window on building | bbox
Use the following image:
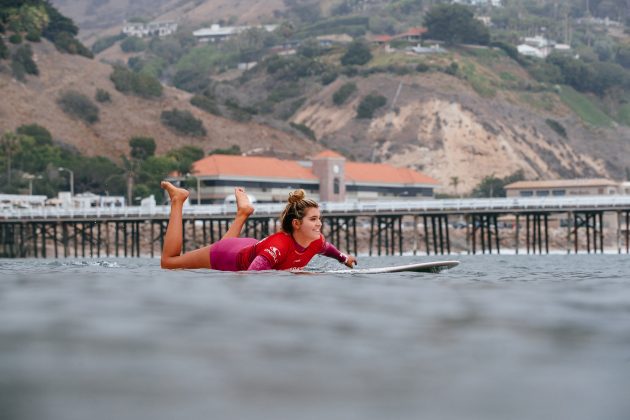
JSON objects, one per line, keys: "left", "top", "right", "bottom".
{"left": 334, "top": 178, "right": 340, "bottom": 195}
{"left": 536, "top": 190, "right": 549, "bottom": 196}
{"left": 519, "top": 191, "right": 533, "bottom": 197}
{"left": 552, "top": 190, "right": 566, "bottom": 196}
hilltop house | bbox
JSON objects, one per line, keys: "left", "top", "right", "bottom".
{"left": 193, "top": 24, "right": 278, "bottom": 43}
{"left": 169, "top": 151, "right": 439, "bottom": 204}
{"left": 122, "top": 21, "right": 178, "bottom": 38}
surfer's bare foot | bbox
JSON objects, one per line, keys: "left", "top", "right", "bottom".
{"left": 235, "top": 187, "right": 254, "bottom": 216}
{"left": 161, "top": 181, "right": 189, "bottom": 203}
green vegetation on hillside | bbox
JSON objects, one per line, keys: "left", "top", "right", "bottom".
{"left": 559, "top": 86, "right": 614, "bottom": 127}
{"left": 110, "top": 65, "right": 163, "bottom": 98}
{"left": 57, "top": 90, "right": 99, "bottom": 124}
{"left": 424, "top": 4, "right": 490, "bottom": 46}
{"left": 357, "top": 93, "right": 387, "bottom": 119}
{"left": 0, "top": 124, "right": 208, "bottom": 202}
{"left": 160, "top": 109, "right": 207, "bottom": 137}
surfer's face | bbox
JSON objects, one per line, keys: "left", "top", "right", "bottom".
{"left": 294, "top": 207, "right": 322, "bottom": 241}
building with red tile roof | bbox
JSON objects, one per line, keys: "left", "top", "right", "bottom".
{"left": 172, "top": 151, "right": 439, "bottom": 204}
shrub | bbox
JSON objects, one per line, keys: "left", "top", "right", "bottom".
{"left": 416, "top": 62, "right": 430, "bottom": 72}
{"left": 95, "top": 88, "right": 111, "bottom": 103}
{"left": 208, "top": 145, "right": 241, "bottom": 155}
{"left": 265, "top": 55, "right": 326, "bottom": 81}
{"left": 321, "top": 70, "right": 338, "bottom": 85}
{"left": 91, "top": 34, "right": 126, "bottom": 54}
{"left": 341, "top": 65, "right": 358, "bottom": 77}
{"left": 545, "top": 119, "right": 567, "bottom": 138}
{"left": 160, "top": 109, "right": 206, "bottom": 136}
{"left": 26, "top": 30, "right": 41, "bottom": 42}
{"left": 191, "top": 95, "right": 222, "bottom": 116}
{"left": 333, "top": 82, "right": 357, "bottom": 105}
{"left": 132, "top": 72, "right": 163, "bottom": 98}
{"left": 11, "top": 44, "right": 38, "bottom": 80}
{"left": 57, "top": 90, "right": 99, "bottom": 124}
{"left": 491, "top": 41, "right": 519, "bottom": 61}
{"left": 9, "top": 34, "right": 22, "bottom": 44}
{"left": 172, "top": 68, "right": 210, "bottom": 93}
{"left": 0, "top": 37, "right": 9, "bottom": 60}
{"left": 268, "top": 83, "right": 302, "bottom": 103}
{"left": 279, "top": 97, "right": 307, "bottom": 120}
{"left": 16, "top": 124, "right": 53, "bottom": 145}
{"left": 110, "top": 65, "right": 162, "bottom": 98}
{"left": 341, "top": 40, "right": 372, "bottom": 66}
{"left": 11, "top": 60, "right": 26, "bottom": 81}
{"left": 356, "top": 93, "right": 386, "bottom": 119}
{"left": 52, "top": 32, "right": 93, "bottom": 58}
{"left": 129, "top": 136, "right": 156, "bottom": 160}
{"left": 443, "top": 61, "right": 459, "bottom": 76}
{"left": 120, "top": 36, "right": 146, "bottom": 53}
{"left": 290, "top": 122, "right": 316, "bottom": 141}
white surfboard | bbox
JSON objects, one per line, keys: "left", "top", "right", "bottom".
{"left": 322, "top": 260, "right": 460, "bottom": 274}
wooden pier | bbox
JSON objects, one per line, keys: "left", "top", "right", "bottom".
{"left": 2, "top": 196, "right": 630, "bottom": 258}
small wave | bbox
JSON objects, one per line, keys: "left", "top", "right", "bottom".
{"left": 59, "top": 260, "right": 122, "bottom": 268}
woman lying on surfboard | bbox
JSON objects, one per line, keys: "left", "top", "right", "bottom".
{"left": 160, "top": 181, "right": 357, "bottom": 271}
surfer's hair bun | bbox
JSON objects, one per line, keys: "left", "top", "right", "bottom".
{"left": 288, "top": 189, "right": 306, "bottom": 204}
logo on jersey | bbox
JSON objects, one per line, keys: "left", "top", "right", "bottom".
{"left": 264, "top": 246, "right": 281, "bottom": 263}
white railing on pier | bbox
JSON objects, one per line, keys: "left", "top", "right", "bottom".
{"left": 4, "top": 195, "right": 630, "bottom": 220}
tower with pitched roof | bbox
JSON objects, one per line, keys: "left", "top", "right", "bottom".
{"left": 312, "top": 150, "right": 346, "bottom": 202}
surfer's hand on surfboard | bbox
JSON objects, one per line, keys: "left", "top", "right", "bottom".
{"left": 344, "top": 255, "right": 357, "bottom": 268}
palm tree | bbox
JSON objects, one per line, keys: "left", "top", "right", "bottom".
{"left": 121, "top": 155, "right": 139, "bottom": 206}
{"left": 450, "top": 176, "right": 460, "bottom": 198}
{"left": 1, "top": 131, "right": 21, "bottom": 185}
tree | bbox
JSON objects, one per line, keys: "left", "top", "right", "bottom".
{"left": 167, "top": 145, "right": 205, "bottom": 174}
{"left": 471, "top": 170, "right": 524, "bottom": 198}
{"left": 341, "top": 40, "right": 372, "bottom": 66}
{"left": 450, "top": 176, "right": 460, "bottom": 197}
{"left": 120, "top": 155, "right": 139, "bottom": 206}
{"left": 16, "top": 124, "right": 52, "bottom": 145}
{"left": 617, "top": 44, "right": 630, "bottom": 69}
{"left": 424, "top": 4, "right": 490, "bottom": 46}
{"left": 356, "top": 93, "right": 387, "bottom": 119}
{"left": 129, "top": 136, "right": 156, "bottom": 161}
{"left": 1, "top": 131, "right": 21, "bottom": 185}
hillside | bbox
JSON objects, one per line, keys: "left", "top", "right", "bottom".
{"left": 229, "top": 45, "right": 630, "bottom": 193}
{"left": 0, "top": 40, "right": 318, "bottom": 162}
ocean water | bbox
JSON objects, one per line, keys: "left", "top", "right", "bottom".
{"left": 1, "top": 254, "right": 629, "bottom": 420}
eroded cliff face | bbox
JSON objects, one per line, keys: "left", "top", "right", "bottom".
{"left": 294, "top": 74, "right": 614, "bottom": 193}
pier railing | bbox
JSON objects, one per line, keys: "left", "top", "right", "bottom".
{"left": 4, "top": 195, "right": 630, "bottom": 220}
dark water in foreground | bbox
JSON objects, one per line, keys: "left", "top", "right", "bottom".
{"left": 1, "top": 255, "right": 629, "bottom": 420}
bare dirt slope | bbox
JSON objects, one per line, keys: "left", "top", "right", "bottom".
{"left": 0, "top": 41, "right": 317, "bottom": 161}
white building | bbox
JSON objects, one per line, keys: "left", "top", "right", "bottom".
{"left": 517, "top": 36, "right": 571, "bottom": 59}
{"left": 193, "top": 24, "right": 278, "bottom": 43}
{"left": 122, "top": 21, "right": 178, "bottom": 38}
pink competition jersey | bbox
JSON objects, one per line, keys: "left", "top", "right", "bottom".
{"left": 238, "top": 232, "right": 325, "bottom": 271}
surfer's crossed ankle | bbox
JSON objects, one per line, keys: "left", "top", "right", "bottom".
{"left": 159, "top": 181, "right": 357, "bottom": 271}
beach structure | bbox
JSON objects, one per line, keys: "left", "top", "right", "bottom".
{"left": 172, "top": 151, "right": 440, "bottom": 204}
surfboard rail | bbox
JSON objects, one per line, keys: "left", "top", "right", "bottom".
{"left": 318, "top": 260, "right": 460, "bottom": 274}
